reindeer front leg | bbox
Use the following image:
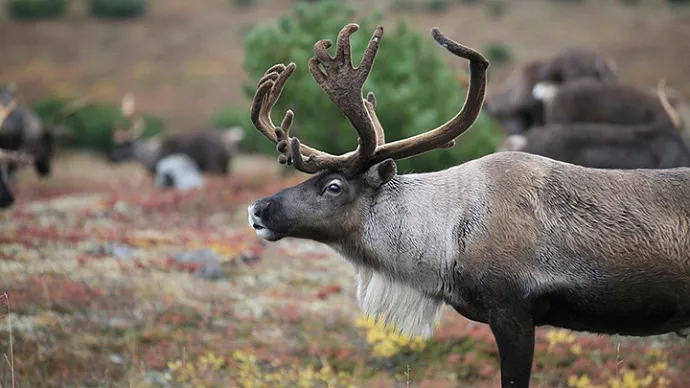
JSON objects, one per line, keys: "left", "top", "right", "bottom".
{"left": 488, "top": 309, "right": 535, "bottom": 388}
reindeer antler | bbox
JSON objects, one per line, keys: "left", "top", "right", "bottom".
{"left": 113, "top": 93, "right": 145, "bottom": 144}
{"left": 657, "top": 79, "right": 682, "bottom": 131}
{"left": 250, "top": 24, "right": 489, "bottom": 175}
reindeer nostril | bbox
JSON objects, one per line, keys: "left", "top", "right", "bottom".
{"left": 253, "top": 200, "right": 272, "bottom": 219}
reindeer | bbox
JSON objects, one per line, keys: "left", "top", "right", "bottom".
{"left": 108, "top": 94, "right": 245, "bottom": 175}
{"left": 0, "top": 83, "right": 70, "bottom": 179}
{"left": 498, "top": 79, "right": 690, "bottom": 169}
{"left": 246, "top": 24, "right": 690, "bottom": 388}
{"left": 483, "top": 47, "right": 617, "bottom": 135}
{"left": 535, "top": 77, "right": 681, "bottom": 128}
{"left": 0, "top": 83, "right": 84, "bottom": 197}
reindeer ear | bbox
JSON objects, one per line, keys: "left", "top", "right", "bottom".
{"left": 363, "top": 158, "right": 396, "bottom": 189}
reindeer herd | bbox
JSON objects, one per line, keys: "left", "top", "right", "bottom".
{"left": 0, "top": 86, "right": 246, "bottom": 208}
{"left": 488, "top": 47, "right": 690, "bottom": 169}
{"left": 1, "top": 22, "right": 690, "bottom": 388}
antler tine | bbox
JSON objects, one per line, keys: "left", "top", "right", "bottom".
{"left": 250, "top": 62, "right": 356, "bottom": 173}
{"left": 307, "top": 23, "right": 383, "bottom": 172}
{"left": 366, "top": 27, "right": 489, "bottom": 164}
{"left": 365, "top": 92, "right": 385, "bottom": 146}
{"left": 124, "top": 93, "right": 146, "bottom": 139}
{"left": 657, "top": 79, "right": 682, "bottom": 131}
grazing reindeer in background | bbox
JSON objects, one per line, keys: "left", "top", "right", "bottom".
{"left": 246, "top": 24, "right": 690, "bottom": 388}
{"left": 0, "top": 83, "right": 79, "bottom": 180}
{"left": 498, "top": 79, "right": 690, "bottom": 169}
{"left": 483, "top": 47, "right": 617, "bottom": 135}
{"left": 108, "top": 93, "right": 245, "bottom": 175}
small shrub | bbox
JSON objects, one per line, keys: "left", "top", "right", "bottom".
{"left": 485, "top": 0, "right": 508, "bottom": 18}
{"left": 87, "top": 0, "right": 148, "bottom": 20}
{"left": 231, "top": 0, "right": 255, "bottom": 7}
{"left": 5, "top": 0, "right": 68, "bottom": 21}
{"left": 426, "top": 0, "right": 449, "bottom": 11}
{"left": 484, "top": 42, "right": 512, "bottom": 64}
{"left": 234, "top": 0, "right": 504, "bottom": 173}
{"left": 391, "top": 0, "right": 418, "bottom": 10}
{"left": 31, "top": 95, "right": 164, "bottom": 152}
{"left": 667, "top": 0, "right": 690, "bottom": 5}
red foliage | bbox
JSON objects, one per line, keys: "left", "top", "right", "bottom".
{"left": 315, "top": 284, "right": 342, "bottom": 300}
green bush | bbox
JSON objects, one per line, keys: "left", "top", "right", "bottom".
{"left": 226, "top": 0, "right": 503, "bottom": 173}
{"left": 5, "top": 0, "right": 68, "bottom": 21}
{"left": 87, "top": 0, "right": 148, "bottom": 20}
{"left": 484, "top": 42, "right": 512, "bottom": 64}
{"left": 426, "top": 0, "right": 449, "bottom": 11}
{"left": 667, "top": 0, "right": 690, "bottom": 5}
{"left": 31, "top": 95, "right": 165, "bottom": 152}
{"left": 485, "top": 0, "right": 508, "bottom": 18}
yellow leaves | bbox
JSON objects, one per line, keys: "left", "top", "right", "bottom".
{"left": 568, "top": 374, "right": 598, "bottom": 388}
{"left": 570, "top": 344, "right": 583, "bottom": 356}
{"left": 546, "top": 329, "right": 577, "bottom": 347}
{"left": 567, "top": 349, "right": 670, "bottom": 388}
{"left": 166, "top": 350, "right": 355, "bottom": 387}
{"left": 167, "top": 351, "right": 227, "bottom": 386}
{"left": 354, "top": 314, "right": 427, "bottom": 358}
{"left": 608, "top": 370, "right": 654, "bottom": 388}
{"left": 648, "top": 361, "right": 668, "bottom": 374}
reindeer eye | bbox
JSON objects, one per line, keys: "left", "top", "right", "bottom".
{"left": 324, "top": 180, "right": 342, "bottom": 194}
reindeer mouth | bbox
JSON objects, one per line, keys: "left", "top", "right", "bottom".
{"left": 247, "top": 209, "right": 286, "bottom": 241}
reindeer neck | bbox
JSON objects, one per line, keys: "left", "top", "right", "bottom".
{"left": 333, "top": 162, "right": 484, "bottom": 296}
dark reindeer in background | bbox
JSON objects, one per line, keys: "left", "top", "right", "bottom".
{"left": 0, "top": 83, "right": 77, "bottom": 179}
{"left": 0, "top": 83, "right": 83, "bottom": 208}
{"left": 498, "top": 78, "right": 690, "bottom": 169}
{"left": 107, "top": 93, "right": 245, "bottom": 175}
{"left": 483, "top": 47, "right": 618, "bottom": 135}
{"left": 246, "top": 23, "right": 690, "bottom": 388}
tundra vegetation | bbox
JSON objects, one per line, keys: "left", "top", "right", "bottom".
{"left": 1, "top": 0, "right": 689, "bottom": 387}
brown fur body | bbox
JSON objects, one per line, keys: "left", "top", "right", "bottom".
{"left": 0, "top": 105, "right": 55, "bottom": 178}
{"left": 250, "top": 151, "right": 690, "bottom": 388}
{"left": 484, "top": 47, "right": 617, "bottom": 134}
{"left": 108, "top": 128, "right": 244, "bottom": 175}
{"left": 499, "top": 79, "right": 690, "bottom": 169}
{"left": 542, "top": 79, "right": 675, "bottom": 126}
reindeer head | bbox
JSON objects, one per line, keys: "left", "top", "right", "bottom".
{"left": 108, "top": 93, "right": 146, "bottom": 163}
{"left": 483, "top": 47, "right": 617, "bottom": 135}
{"left": 247, "top": 24, "right": 488, "bottom": 243}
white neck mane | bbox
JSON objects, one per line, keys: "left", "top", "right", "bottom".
{"left": 333, "top": 167, "right": 481, "bottom": 339}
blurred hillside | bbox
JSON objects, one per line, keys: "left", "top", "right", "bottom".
{"left": 1, "top": 0, "right": 689, "bottom": 132}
